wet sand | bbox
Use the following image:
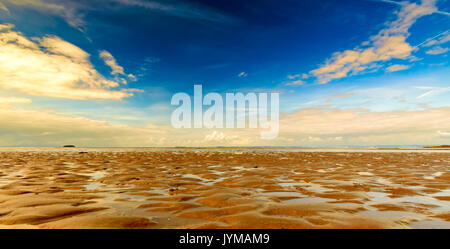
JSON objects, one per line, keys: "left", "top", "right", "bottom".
{"left": 0, "top": 148, "right": 448, "bottom": 229}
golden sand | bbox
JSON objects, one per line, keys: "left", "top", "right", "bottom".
{"left": 0, "top": 148, "right": 448, "bottom": 229}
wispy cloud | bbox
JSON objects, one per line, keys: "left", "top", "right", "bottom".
{"left": 111, "top": 0, "right": 237, "bottom": 24}
{"left": 99, "top": 50, "right": 125, "bottom": 76}
{"left": 238, "top": 72, "right": 247, "bottom": 78}
{"left": 0, "top": 96, "right": 32, "bottom": 106}
{"left": 285, "top": 80, "right": 305, "bottom": 86}
{"left": 326, "top": 92, "right": 355, "bottom": 102}
{"left": 0, "top": 1, "right": 9, "bottom": 13}
{"left": 425, "top": 46, "right": 449, "bottom": 55}
{"left": 285, "top": 74, "right": 307, "bottom": 86}
{"left": 418, "top": 30, "right": 450, "bottom": 47}
{"left": 376, "top": 0, "right": 450, "bottom": 16}
{"left": 310, "top": 0, "right": 439, "bottom": 84}
{"left": 415, "top": 86, "right": 450, "bottom": 99}
{"left": 287, "top": 73, "right": 308, "bottom": 80}
{"left": 386, "top": 64, "right": 410, "bottom": 72}
{"left": 99, "top": 50, "right": 137, "bottom": 83}
{"left": 0, "top": 0, "right": 86, "bottom": 31}
{"left": 0, "top": 0, "right": 237, "bottom": 31}
{"left": 438, "top": 130, "right": 450, "bottom": 137}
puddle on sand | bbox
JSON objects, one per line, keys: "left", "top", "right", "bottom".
{"left": 358, "top": 172, "right": 374, "bottom": 176}
{"left": 210, "top": 170, "right": 226, "bottom": 175}
{"left": 181, "top": 173, "right": 230, "bottom": 186}
{"left": 62, "top": 162, "right": 76, "bottom": 168}
{"left": 204, "top": 176, "right": 230, "bottom": 186}
{"left": 278, "top": 182, "right": 303, "bottom": 187}
{"left": 396, "top": 196, "right": 448, "bottom": 211}
{"left": 282, "top": 197, "right": 334, "bottom": 204}
{"left": 366, "top": 191, "right": 447, "bottom": 207}
{"left": 79, "top": 171, "right": 106, "bottom": 180}
{"left": 423, "top": 172, "right": 444, "bottom": 180}
{"left": 87, "top": 171, "right": 106, "bottom": 180}
{"left": 376, "top": 177, "right": 393, "bottom": 185}
{"left": 301, "top": 182, "right": 334, "bottom": 193}
{"left": 258, "top": 191, "right": 306, "bottom": 198}
{"left": 181, "top": 174, "right": 207, "bottom": 181}
{"left": 84, "top": 182, "right": 106, "bottom": 190}
{"left": 79, "top": 171, "right": 108, "bottom": 190}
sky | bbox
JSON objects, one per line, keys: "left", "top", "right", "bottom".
{"left": 0, "top": 0, "right": 449, "bottom": 147}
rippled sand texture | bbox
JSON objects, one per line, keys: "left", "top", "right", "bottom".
{"left": 0, "top": 149, "right": 449, "bottom": 229}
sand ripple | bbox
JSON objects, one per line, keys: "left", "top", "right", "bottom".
{"left": 0, "top": 149, "right": 448, "bottom": 228}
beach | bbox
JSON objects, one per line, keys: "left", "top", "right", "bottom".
{"left": 0, "top": 148, "right": 448, "bottom": 229}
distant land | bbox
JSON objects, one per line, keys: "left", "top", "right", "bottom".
{"left": 424, "top": 145, "right": 450, "bottom": 148}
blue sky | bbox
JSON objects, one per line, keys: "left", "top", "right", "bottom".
{"left": 0, "top": 0, "right": 449, "bottom": 147}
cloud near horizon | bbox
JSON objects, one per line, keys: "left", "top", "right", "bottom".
{"left": 0, "top": 24, "right": 140, "bottom": 100}
{"left": 194, "top": 106, "right": 450, "bottom": 147}
{"left": 0, "top": 100, "right": 164, "bottom": 147}
{"left": 2, "top": 96, "right": 449, "bottom": 147}
{"left": 192, "top": 106, "right": 450, "bottom": 147}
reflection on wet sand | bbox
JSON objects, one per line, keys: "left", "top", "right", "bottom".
{"left": 0, "top": 148, "right": 448, "bottom": 229}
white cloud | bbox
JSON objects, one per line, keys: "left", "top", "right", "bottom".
{"left": 204, "top": 131, "right": 232, "bottom": 142}
{"left": 425, "top": 46, "right": 449, "bottom": 55}
{"left": 326, "top": 92, "right": 355, "bottom": 102}
{"left": 287, "top": 74, "right": 300, "bottom": 80}
{"left": 386, "top": 64, "right": 410, "bottom": 72}
{"left": 310, "top": 0, "right": 437, "bottom": 84}
{"left": 38, "top": 35, "right": 89, "bottom": 62}
{"left": 99, "top": 50, "right": 136, "bottom": 83}
{"left": 438, "top": 130, "right": 450, "bottom": 137}
{"left": 285, "top": 80, "right": 305, "bottom": 86}
{"left": 238, "top": 72, "right": 247, "bottom": 77}
{"left": 287, "top": 73, "right": 309, "bottom": 80}
{"left": 0, "top": 24, "right": 139, "bottom": 100}
{"left": 99, "top": 50, "right": 125, "bottom": 75}
{"left": 128, "top": 74, "right": 137, "bottom": 81}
